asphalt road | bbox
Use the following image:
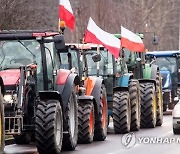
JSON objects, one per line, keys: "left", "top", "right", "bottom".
{"left": 5, "top": 112, "right": 180, "bottom": 154}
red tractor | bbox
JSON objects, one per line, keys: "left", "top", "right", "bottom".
{"left": 0, "top": 30, "right": 80, "bottom": 153}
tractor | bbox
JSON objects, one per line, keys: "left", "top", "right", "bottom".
{"left": 122, "top": 48, "right": 163, "bottom": 128}
{"left": 146, "top": 51, "right": 180, "bottom": 111}
{"left": 114, "top": 33, "right": 163, "bottom": 128}
{"left": 59, "top": 43, "right": 108, "bottom": 144}
{"left": 66, "top": 43, "right": 139, "bottom": 134}
{"left": 0, "top": 30, "right": 80, "bottom": 153}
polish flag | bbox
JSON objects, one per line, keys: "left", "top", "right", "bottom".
{"left": 84, "top": 17, "right": 120, "bottom": 58}
{"left": 59, "top": 0, "right": 75, "bottom": 30}
{"left": 121, "top": 26, "right": 145, "bottom": 52}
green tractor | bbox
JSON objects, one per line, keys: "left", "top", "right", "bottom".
{"left": 114, "top": 33, "right": 163, "bottom": 128}
{"left": 121, "top": 48, "right": 163, "bottom": 128}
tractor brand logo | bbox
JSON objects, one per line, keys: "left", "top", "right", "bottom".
{"left": 121, "top": 132, "right": 136, "bottom": 148}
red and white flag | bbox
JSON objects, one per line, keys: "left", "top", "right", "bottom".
{"left": 121, "top": 26, "right": 145, "bottom": 52}
{"left": 84, "top": 17, "right": 120, "bottom": 58}
{"left": 59, "top": 0, "right": 75, "bottom": 30}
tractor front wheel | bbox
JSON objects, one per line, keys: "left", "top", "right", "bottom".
{"left": 78, "top": 100, "right": 94, "bottom": 144}
{"left": 129, "top": 80, "right": 140, "bottom": 131}
{"left": 35, "top": 100, "right": 63, "bottom": 154}
{"left": 113, "top": 91, "right": 131, "bottom": 134}
{"left": 140, "top": 83, "right": 157, "bottom": 128}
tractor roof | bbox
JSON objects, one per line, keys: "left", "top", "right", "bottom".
{"left": 0, "top": 30, "right": 60, "bottom": 40}
{"left": 66, "top": 43, "right": 104, "bottom": 50}
{"left": 146, "top": 51, "right": 180, "bottom": 57}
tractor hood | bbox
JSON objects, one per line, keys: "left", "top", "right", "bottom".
{"left": 160, "top": 70, "right": 172, "bottom": 90}
{"left": 0, "top": 69, "right": 20, "bottom": 86}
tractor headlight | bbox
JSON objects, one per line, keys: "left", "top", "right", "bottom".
{"left": 4, "top": 94, "right": 13, "bottom": 103}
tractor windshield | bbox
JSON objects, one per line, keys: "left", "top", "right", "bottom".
{"left": 86, "top": 49, "right": 113, "bottom": 76}
{"left": 0, "top": 40, "right": 41, "bottom": 70}
{"left": 155, "top": 57, "right": 177, "bottom": 74}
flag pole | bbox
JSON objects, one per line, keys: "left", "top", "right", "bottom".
{"left": 97, "top": 44, "right": 100, "bottom": 77}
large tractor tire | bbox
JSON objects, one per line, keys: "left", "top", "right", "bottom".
{"left": 0, "top": 89, "right": 4, "bottom": 153}
{"left": 35, "top": 100, "right": 63, "bottom": 154}
{"left": 78, "top": 100, "right": 94, "bottom": 144}
{"left": 62, "top": 88, "right": 78, "bottom": 150}
{"left": 93, "top": 85, "right": 108, "bottom": 141}
{"left": 156, "top": 74, "right": 163, "bottom": 126}
{"left": 14, "top": 133, "right": 31, "bottom": 144}
{"left": 140, "top": 82, "right": 157, "bottom": 128}
{"left": 113, "top": 91, "right": 131, "bottom": 134}
{"left": 129, "top": 80, "right": 140, "bottom": 131}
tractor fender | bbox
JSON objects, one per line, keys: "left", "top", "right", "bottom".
{"left": 39, "top": 91, "right": 63, "bottom": 110}
{"left": 116, "top": 73, "right": 133, "bottom": 87}
{"left": 138, "top": 79, "right": 156, "bottom": 88}
{"left": 57, "top": 73, "right": 80, "bottom": 111}
{"left": 78, "top": 95, "right": 98, "bottom": 118}
{"left": 113, "top": 86, "right": 129, "bottom": 92}
{"left": 90, "top": 77, "right": 104, "bottom": 118}
{"left": 0, "top": 77, "right": 5, "bottom": 95}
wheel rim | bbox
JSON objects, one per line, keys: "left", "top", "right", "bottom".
{"left": 55, "top": 108, "right": 61, "bottom": 145}
{"left": 89, "top": 110, "right": 94, "bottom": 135}
{"left": 69, "top": 94, "right": 75, "bottom": 138}
{"left": 153, "top": 94, "right": 156, "bottom": 120}
{"left": 102, "top": 96, "right": 107, "bottom": 129}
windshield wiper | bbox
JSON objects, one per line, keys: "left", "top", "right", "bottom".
{"left": 14, "top": 36, "right": 36, "bottom": 60}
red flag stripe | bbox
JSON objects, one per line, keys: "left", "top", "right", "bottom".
{"left": 84, "top": 29, "right": 120, "bottom": 58}
{"left": 59, "top": 5, "right": 74, "bottom": 30}
{"left": 121, "top": 37, "right": 145, "bottom": 52}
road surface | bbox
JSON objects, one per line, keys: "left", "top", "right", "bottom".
{"left": 5, "top": 113, "right": 180, "bottom": 154}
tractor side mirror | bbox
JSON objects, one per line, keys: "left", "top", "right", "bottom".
{"left": 92, "top": 54, "right": 101, "bottom": 62}
{"left": 53, "top": 35, "right": 66, "bottom": 51}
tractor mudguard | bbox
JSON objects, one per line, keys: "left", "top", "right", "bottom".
{"left": 0, "top": 77, "right": 5, "bottom": 95}
{"left": 39, "top": 91, "right": 63, "bottom": 108}
{"left": 116, "top": 73, "right": 133, "bottom": 87}
{"left": 138, "top": 79, "right": 156, "bottom": 89}
{"left": 91, "top": 77, "right": 104, "bottom": 118}
{"left": 59, "top": 73, "right": 80, "bottom": 111}
{"left": 113, "top": 86, "right": 129, "bottom": 92}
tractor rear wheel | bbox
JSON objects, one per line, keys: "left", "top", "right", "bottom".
{"left": 0, "top": 89, "right": 4, "bottom": 153}
{"left": 113, "top": 91, "right": 131, "bottom": 134}
{"left": 62, "top": 88, "right": 78, "bottom": 150}
{"left": 78, "top": 100, "right": 94, "bottom": 144}
{"left": 129, "top": 80, "right": 140, "bottom": 131}
{"left": 140, "top": 83, "right": 157, "bottom": 128}
{"left": 156, "top": 74, "right": 163, "bottom": 126}
{"left": 35, "top": 100, "right": 63, "bottom": 154}
{"left": 93, "top": 85, "right": 108, "bottom": 141}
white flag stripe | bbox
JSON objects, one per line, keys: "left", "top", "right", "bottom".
{"left": 87, "top": 18, "right": 120, "bottom": 49}
{"left": 121, "top": 26, "right": 143, "bottom": 44}
{"left": 59, "top": 0, "right": 73, "bottom": 14}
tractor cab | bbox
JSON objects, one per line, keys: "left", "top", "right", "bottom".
{"left": 146, "top": 51, "right": 180, "bottom": 110}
